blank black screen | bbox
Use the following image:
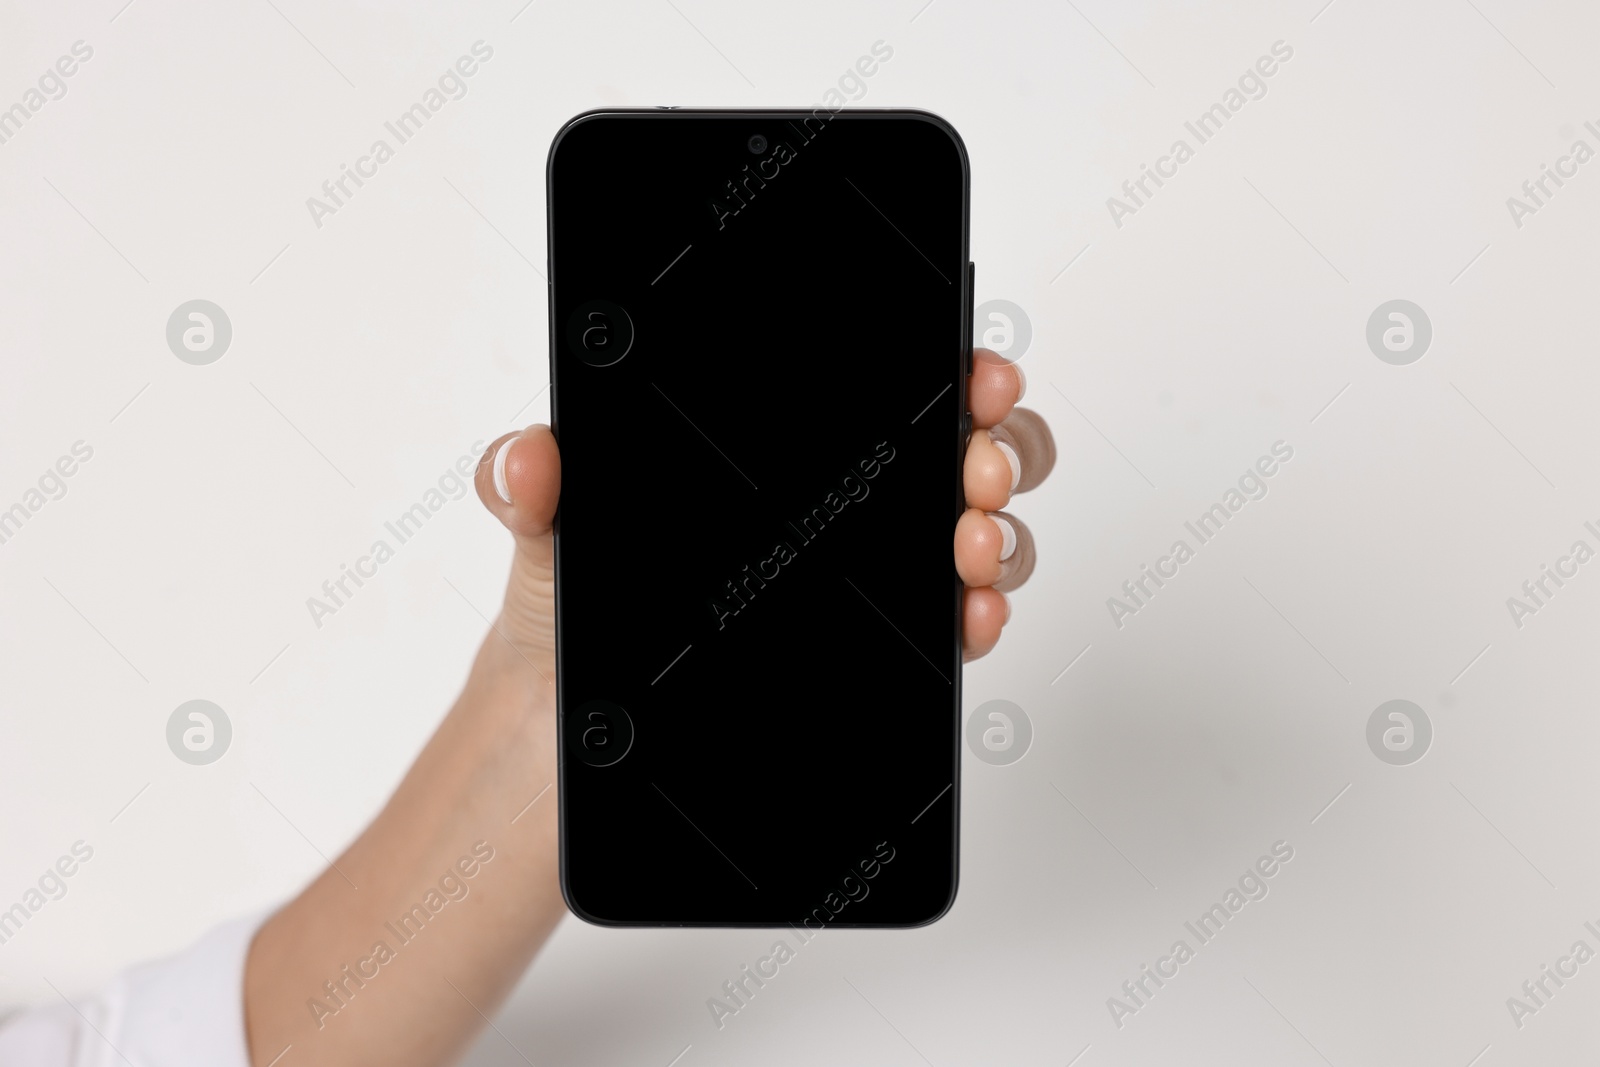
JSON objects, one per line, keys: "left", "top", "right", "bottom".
{"left": 548, "top": 110, "right": 968, "bottom": 926}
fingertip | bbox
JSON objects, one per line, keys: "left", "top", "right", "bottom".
{"left": 971, "top": 349, "right": 1023, "bottom": 428}
{"left": 508, "top": 424, "right": 560, "bottom": 507}
{"left": 477, "top": 425, "right": 561, "bottom": 538}
{"left": 954, "top": 507, "right": 1003, "bottom": 587}
{"left": 963, "top": 433, "right": 1015, "bottom": 513}
{"left": 962, "top": 586, "right": 1007, "bottom": 661}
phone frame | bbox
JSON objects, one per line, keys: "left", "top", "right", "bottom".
{"left": 545, "top": 107, "right": 972, "bottom": 927}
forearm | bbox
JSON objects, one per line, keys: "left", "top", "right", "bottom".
{"left": 243, "top": 630, "right": 562, "bottom": 1067}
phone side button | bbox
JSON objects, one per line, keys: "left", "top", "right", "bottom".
{"left": 966, "top": 261, "right": 976, "bottom": 377}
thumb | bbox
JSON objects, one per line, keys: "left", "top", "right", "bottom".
{"left": 474, "top": 425, "right": 561, "bottom": 677}
{"left": 477, "top": 425, "right": 561, "bottom": 541}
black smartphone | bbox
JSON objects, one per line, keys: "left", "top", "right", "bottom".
{"left": 547, "top": 108, "right": 970, "bottom": 927}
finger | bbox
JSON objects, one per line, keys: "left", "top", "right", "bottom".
{"left": 963, "top": 428, "right": 1020, "bottom": 513}
{"left": 954, "top": 508, "right": 1036, "bottom": 593}
{"left": 963, "top": 409, "right": 1054, "bottom": 511}
{"left": 970, "top": 348, "right": 1024, "bottom": 429}
{"left": 475, "top": 425, "right": 561, "bottom": 543}
{"left": 962, "top": 586, "right": 1008, "bottom": 662}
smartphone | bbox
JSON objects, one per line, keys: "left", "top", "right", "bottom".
{"left": 547, "top": 108, "right": 970, "bottom": 927}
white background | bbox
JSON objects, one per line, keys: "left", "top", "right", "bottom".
{"left": 3, "top": 0, "right": 1599, "bottom": 1063}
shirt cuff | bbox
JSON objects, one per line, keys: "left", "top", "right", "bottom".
{"left": 0, "top": 910, "right": 267, "bottom": 1067}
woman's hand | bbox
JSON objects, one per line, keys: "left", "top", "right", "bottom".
{"left": 245, "top": 348, "right": 1049, "bottom": 1067}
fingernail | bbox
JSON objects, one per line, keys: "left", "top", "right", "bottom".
{"left": 492, "top": 437, "right": 516, "bottom": 505}
{"left": 1002, "top": 593, "right": 1012, "bottom": 624}
{"left": 994, "top": 438, "right": 1021, "bottom": 491}
{"left": 993, "top": 515, "right": 1016, "bottom": 561}
{"left": 1014, "top": 363, "right": 1027, "bottom": 401}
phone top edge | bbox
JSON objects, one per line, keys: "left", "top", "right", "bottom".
{"left": 547, "top": 107, "right": 969, "bottom": 175}
{"left": 545, "top": 107, "right": 971, "bottom": 287}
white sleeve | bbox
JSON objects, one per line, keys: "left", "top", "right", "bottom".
{"left": 0, "top": 912, "right": 265, "bottom": 1067}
